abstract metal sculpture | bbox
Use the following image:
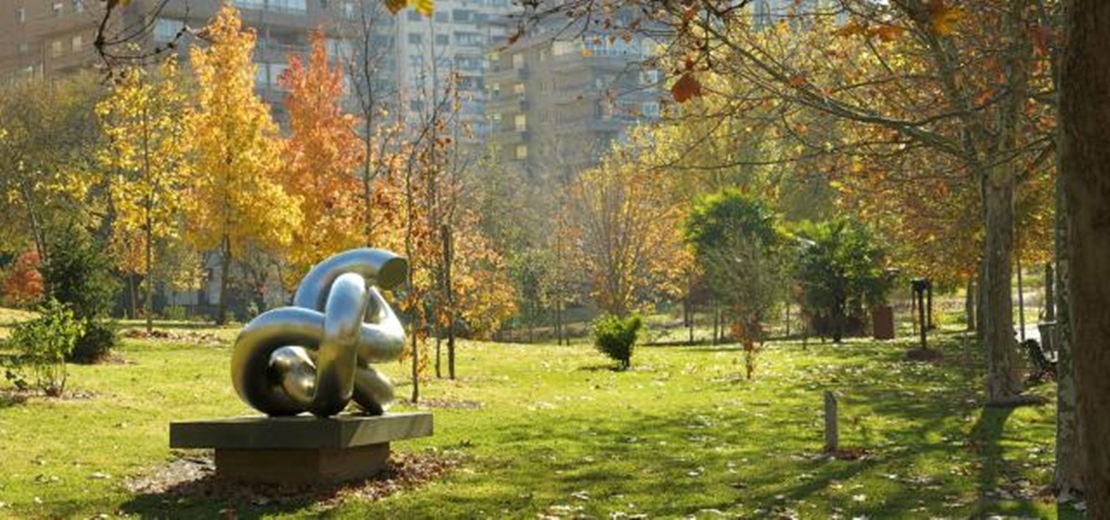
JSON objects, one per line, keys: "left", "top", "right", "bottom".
{"left": 231, "top": 248, "right": 408, "bottom": 417}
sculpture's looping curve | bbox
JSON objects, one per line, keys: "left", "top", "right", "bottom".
{"left": 231, "top": 248, "right": 407, "bottom": 417}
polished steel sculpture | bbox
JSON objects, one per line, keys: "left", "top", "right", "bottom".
{"left": 231, "top": 248, "right": 408, "bottom": 417}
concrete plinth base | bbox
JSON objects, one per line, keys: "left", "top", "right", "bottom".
{"left": 214, "top": 444, "right": 391, "bottom": 484}
{"left": 170, "top": 413, "right": 432, "bottom": 485}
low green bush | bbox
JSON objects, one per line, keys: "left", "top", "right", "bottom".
{"left": 592, "top": 314, "right": 643, "bottom": 370}
{"left": 4, "top": 299, "right": 85, "bottom": 397}
{"left": 71, "top": 321, "right": 118, "bottom": 364}
{"left": 164, "top": 305, "right": 188, "bottom": 321}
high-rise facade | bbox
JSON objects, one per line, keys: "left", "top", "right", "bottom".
{"left": 0, "top": 0, "right": 372, "bottom": 122}
{"left": 484, "top": 19, "right": 662, "bottom": 179}
{"left": 1, "top": 0, "right": 520, "bottom": 143}
{"left": 389, "top": 0, "right": 512, "bottom": 143}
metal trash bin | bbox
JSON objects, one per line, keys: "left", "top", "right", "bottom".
{"left": 1037, "top": 321, "right": 1057, "bottom": 359}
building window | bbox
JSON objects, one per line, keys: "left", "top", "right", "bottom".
{"left": 452, "top": 9, "right": 473, "bottom": 22}
{"left": 514, "top": 144, "right": 528, "bottom": 160}
{"left": 72, "top": 35, "right": 83, "bottom": 52}
{"left": 154, "top": 18, "right": 184, "bottom": 43}
{"left": 319, "top": 0, "right": 328, "bottom": 8}
{"left": 17, "top": 43, "right": 28, "bottom": 55}
{"left": 434, "top": 11, "right": 447, "bottom": 22}
{"left": 233, "top": 0, "right": 265, "bottom": 10}
{"left": 53, "top": 2, "right": 64, "bottom": 17}
{"left": 50, "top": 40, "right": 64, "bottom": 57}
{"left": 16, "top": 7, "right": 25, "bottom": 23}
{"left": 255, "top": 63, "right": 269, "bottom": 85}
{"left": 553, "top": 40, "right": 575, "bottom": 56}
{"left": 514, "top": 113, "right": 526, "bottom": 132}
{"left": 269, "top": 63, "right": 288, "bottom": 85}
{"left": 269, "top": 0, "right": 307, "bottom": 12}
{"left": 511, "top": 53, "right": 524, "bottom": 69}
{"left": 233, "top": 0, "right": 305, "bottom": 13}
{"left": 407, "top": 10, "right": 422, "bottom": 21}
{"left": 73, "top": 0, "right": 84, "bottom": 13}
{"left": 326, "top": 38, "right": 351, "bottom": 58}
{"left": 512, "top": 82, "right": 525, "bottom": 95}
{"left": 408, "top": 33, "right": 423, "bottom": 44}
{"left": 435, "top": 34, "right": 448, "bottom": 46}
{"left": 454, "top": 32, "right": 483, "bottom": 46}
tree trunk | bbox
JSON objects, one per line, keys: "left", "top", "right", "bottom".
{"left": 982, "top": 171, "right": 1022, "bottom": 404}
{"left": 145, "top": 216, "right": 154, "bottom": 334}
{"left": 1017, "top": 254, "right": 1026, "bottom": 342}
{"left": 966, "top": 277, "right": 976, "bottom": 331}
{"left": 977, "top": 258, "right": 988, "bottom": 346}
{"left": 443, "top": 224, "right": 455, "bottom": 380}
{"left": 1053, "top": 131, "right": 1082, "bottom": 496}
{"left": 711, "top": 299, "right": 720, "bottom": 346}
{"left": 1060, "top": 1, "right": 1109, "bottom": 508}
{"left": 528, "top": 301, "right": 535, "bottom": 344}
{"left": 785, "top": 297, "right": 791, "bottom": 337}
{"left": 558, "top": 300, "right": 565, "bottom": 346}
{"left": 127, "top": 273, "right": 138, "bottom": 320}
{"left": 142, "top": 100, "right": 154, "bottom": 334}
{"left": 1044, "top": 263, "right": 1055, "bottom": 322}
{"left": 435, "top": 334, "right": 442, "bottom": 378}
{"left": 688, "top": 305, "right": 695, "bottom": 345}
{"left": 216, "top": 236, "right": 232, "bottom": 325}
{"left": 926, "top": 281, "right": 934, "bottom": 330}
{"left": 363, "top": 123, "right": 375, "bottom": 247}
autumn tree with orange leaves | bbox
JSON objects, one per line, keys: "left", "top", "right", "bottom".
{"left": 1, "top": 250, "right": 44, "bottom": 308}
{"left": 278, "top": 29, "right": 366, "bottom": 280}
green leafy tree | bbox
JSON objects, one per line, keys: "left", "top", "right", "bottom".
{"left": 794, "top": 219, "right": 889, "bottom": 343}
{"left": 684, "top": 189, "right": 783, "bottom": 336}
{"left": 40, "top": 225, "right": 120, "bottom": 362}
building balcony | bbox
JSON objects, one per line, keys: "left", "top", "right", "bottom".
{"left": 30, "top": 13, "right": 99, "bottom": 37}
{"left": 487, "top": 95, "right": 528, "bottom": 112}
{"left": 255, "top": 40, "right": 308, "bottom": 62}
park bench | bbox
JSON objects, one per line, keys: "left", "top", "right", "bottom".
{"left": 1021, "top": 321, "right": 1057, "bottom": 379}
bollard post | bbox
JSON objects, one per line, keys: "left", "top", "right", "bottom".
{"left": 824, "top": 390, "right": 839, "bottom": 454}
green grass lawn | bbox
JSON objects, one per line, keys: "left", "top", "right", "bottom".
{"left": 0, "top": 319, "right": 1081, "bottom": 519}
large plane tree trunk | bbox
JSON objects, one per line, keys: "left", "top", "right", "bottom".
{"left": 982, "top": 171, "right": 1022, "bottom": 405}
{"left": 1053, "top": 140, "right": 1083, "bottom": 496}
{"left": 1060, "top": 0, "right": 1110, "bottom": 512}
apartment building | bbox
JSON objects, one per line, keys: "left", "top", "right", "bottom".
{"left": 390, "top": 0, "right": 513, "bottom": 143}
{"left": 485, "top": 19, "right": 662, "bottom": 179}
{"left": 0, "top": 1, "right": 395, "bottom": 120}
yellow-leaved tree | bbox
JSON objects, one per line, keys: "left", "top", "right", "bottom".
{"left": 278, "top": 29, "right": 365, "bottom": 281}
{"left": 565, "top": 134, "right": 688, "bottom": 318}
{"left": 186, "top": 5, "right": 301, "bottom": 324}
{"left": 97, "top": 57, "right": 191, "bottom": 333}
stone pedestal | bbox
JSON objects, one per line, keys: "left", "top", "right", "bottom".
{"left": 170, "top": 412, "right": 432, "bottom": 485}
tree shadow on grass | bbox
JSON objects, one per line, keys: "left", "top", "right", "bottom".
{"left": 576, "top": 364, "right": 624, "bottom": 373}
{"left": 966, "top": 405, "right": 1050, "bottom": 518}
